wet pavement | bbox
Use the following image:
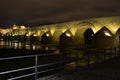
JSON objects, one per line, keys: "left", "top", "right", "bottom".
{"left": 38, "top": 57, "right": 120, "bottom": 80}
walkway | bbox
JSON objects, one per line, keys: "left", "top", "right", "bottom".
{"left": 38, "top": 57, "right": 120, "bottom": 80}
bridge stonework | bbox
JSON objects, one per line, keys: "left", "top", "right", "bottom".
{"left": 2, "top": 16, "right": 120, "bottom": 48}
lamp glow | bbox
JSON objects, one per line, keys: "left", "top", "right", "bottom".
{"left": 33, "top": 34, "right": 37, "bottom": 37}
{"left": 104, "top": 32, "right": 111, "bottom": 36}
{"left": 46, "top": 33, "right": 49, "bottom": 37}
{"left": 26, "top": 34, "right": 29, "bottom": 36}
{"left": 66, "top": 33, "right": 71, "bottom": 37}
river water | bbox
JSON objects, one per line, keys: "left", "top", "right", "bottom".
{"left": 0, "top": 40, "right": 60, "bottom": 51}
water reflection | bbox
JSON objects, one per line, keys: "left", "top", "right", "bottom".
{"left": 0, "top": 40, "right": 59, "bottom": 51}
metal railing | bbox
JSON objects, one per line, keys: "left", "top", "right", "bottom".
{"left": 0, "top": 51, "right": 77, "bottom": 80}
{"left": 0, "top": 48, "right": 120, "bottom": 80}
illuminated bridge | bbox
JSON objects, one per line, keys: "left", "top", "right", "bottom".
{"left": 1, "top": 16, "right": 120, "bottom": 49}
{"left": 1, "top": 16, "right": 120, "bottom": 80}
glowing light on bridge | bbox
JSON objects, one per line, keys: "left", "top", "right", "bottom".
{"left": 104, "top": 31, "right": 111, "bottom": 36}
{"left": 46, "top": 33, "right": 50, "bottom": 37}
{"left": 33, "top": 34, "right": 37, "bottom": 37}
{"left": 12, "top": 34, "right": 15, "bottom": 36}
{"left": 26, "top": 34, "right": 29, "bottom": 36}
{"left": 66, "top": 33, "right": 71, "bottom": 37}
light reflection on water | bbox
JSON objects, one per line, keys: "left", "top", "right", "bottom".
{"left": 0, "top": 40, "right": 60, "bottom": 51}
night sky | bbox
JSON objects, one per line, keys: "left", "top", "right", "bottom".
{"left": 0, "top": 0, "right": 120, "bottom": 27}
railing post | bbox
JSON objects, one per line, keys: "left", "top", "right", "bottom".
{"left": 96, "top": 50, "right": 99, "bottom": 65}
{"left": 87, "top": 49, "right": 90, "bottom": 67}
{"left": 114, "top": 48, "right": 116, "bottom": 56}
{"left": 75, "top": 51, "right": 78, "bottom": 70}
{"left": 103, "top": 49, "right": 106, "bottom": 62}
{"left": 59, "top": 52, "right": 62, "bottom": 78}
{"left": 110, "top": 48, "right": 112, "bottom": 62}
{"left": 119, "top": 46, "right": 120, "bottom": 55}
{"left": 35, "top": 55, "right": 38, "bottom": 80}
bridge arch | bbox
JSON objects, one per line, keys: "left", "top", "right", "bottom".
{"left": 60, "top": 29, "right": 74, "bottom": 46}
{"left": 84, "top": 28, "right": 94, "bottom": 47}
{"left": 30, "top": 32, "right": 40, "bottom": 42}
{"left": 92, "top": 26, "right": 117, "bottom": 48}
{"left": 41, "top": 31, "right": 53, "bottom": 44}
{"left": 24, "top": 32, "right": 31, "bottom": 41}
{"left": 52, "top": 29, "right": 63, "bottom": 44}
{"left": 115, "top": 28, "right": 120, "bottom": 47}
{"left": 74, "top": 22, "right": 94, "bottom": 47}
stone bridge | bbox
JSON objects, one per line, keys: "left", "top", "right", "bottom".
{"left": 1, "top": 16, "right": 120, "bottom": 49}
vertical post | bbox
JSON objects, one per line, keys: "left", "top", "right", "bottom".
{"left": 87, "top": 49, "right": 90, "bottom": 67}
{"left": 35, "top": 55, "right": 38, "bottom": 80}
{"left": 96, "top": 50, "right": 99, "bottom": 65}
{"left": 103, "top": 49, "right": 106, "bottom": 62}
{"left": 119, "top": 36, "right": 120, "bottom": 56}
{"left": 110, "top": 48, "right": 112, "bottom": 62}
{"left": 59, "top": 52, "right": 62, "bottom": 78}
{"left": 75, "top": 51, "right": 78, "bottom": 70}
{"left": 114, "top": 48, "right": 116, "bottom": 56}
{"left": 119, "top": 43, "right": 120, "bottom": 55}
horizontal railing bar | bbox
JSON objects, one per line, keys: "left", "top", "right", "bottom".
{"left": 0, "top": 55, "right": 36, "bottom": 61}
{"left": 37, "top": 59, "right": 75, "bottom": 68}
{"left": 37, "top": 53, "right": 58, "bottom": 56}
{"left": 37, "top": 60, "right": 76, "bottom": 74}
{"left": 37, "top": 62, "right": 60, "bottom": 68}
{"left": 0, "top": 51, "right": 72, "bottom": 61}
{"left": 7, "top": 67, "right": 61, "bottom": 80}
{"left": 0, "top": 53, "right": 57, "bottom": 61}
{"left": 8, "top": 72, "right": 35, "bottom": 80}
{"left": 0, "top": 66, "right": 35, "bottom": 75}
{"left": 0, "top": 58, "right": 75, "bottom": 75}
{"left": 37, "top": 67, "right": 59, "bottom": 74}
{"left": 38, "top": 73, "right": 59, "bottom": 80}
